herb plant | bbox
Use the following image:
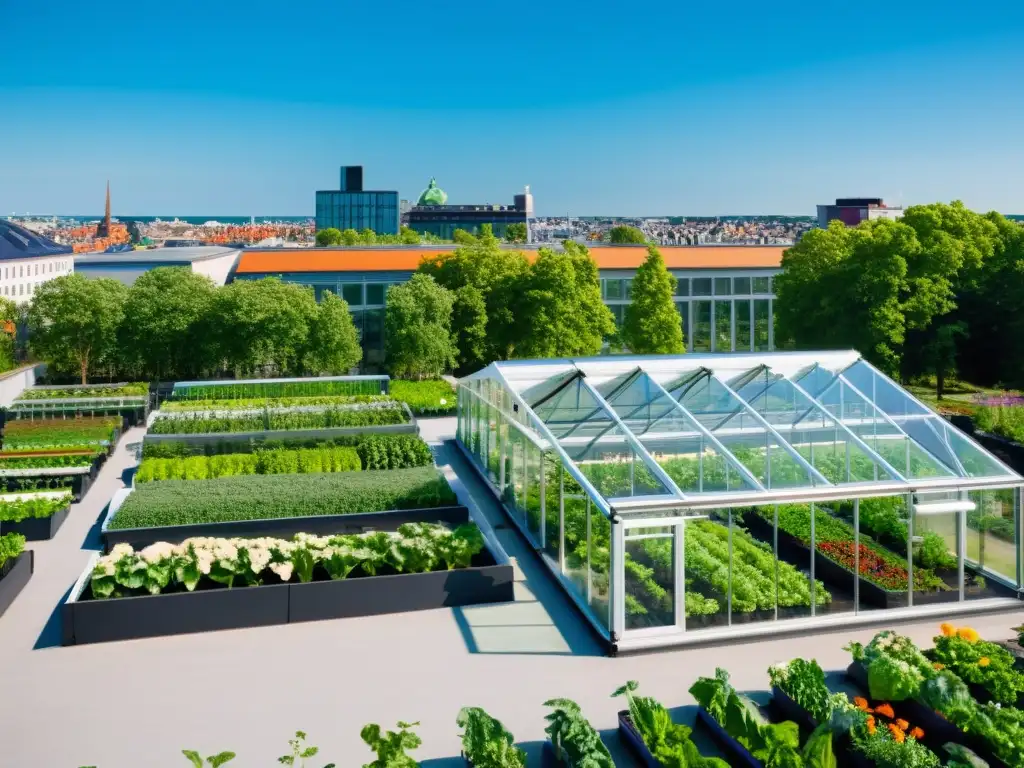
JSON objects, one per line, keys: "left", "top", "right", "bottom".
{"left": 0, "top": 493, "right": 72, "bottom": 522}
{"left": 162, "top": 394, "right": 387, "bottom": 411}
{"left": 149, "top": 405, "right": 407, "bottom": 435}
{"left": 390, "top": 379, "right": 456, "bottom": 416}
{"left": 931, "top": 623, "right": 1024, "bottom": 705}
{"left": 18, "top": 383, "right": 148, "bottom": 399}
{"left": 278, "top": 730, "right": 335, "bottom": 768}
{"left": 181, "top": 749, "right": 235, "bottom": 767}
{"left": 360, "top": 721, "right": 421, "bottom": 768}
{"left": 543, "top": 698, "right": 615, "bottom": 767}
{"left": 2, "top": 416, "right": 119, "bottom": 449}
{"left": 456, "top": 707, "right": 526, "bottom": 768}
{"left": 136, "top": 446, "right": 362, "bottom": 482}
{"left": 0, "top": 532, "right": 26, "bottom": 568}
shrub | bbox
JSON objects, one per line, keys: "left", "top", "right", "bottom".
{"left": 356, "top": 435, "right": 433, "bottom": 470}
{"left": 391, "top": 379, "right": 457, "bottom": 416}
{"left": 109, "top": 467, "right": 457, "bottom": 529}
{"left": 0, "top": 532, "right": 25, "bottom": 568}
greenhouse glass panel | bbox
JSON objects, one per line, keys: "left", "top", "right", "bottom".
{"left": 525, "top": 441, "right": 543, "bottom": 544}
{"left": 625, "top": 527, "right": 675, "bottom": 630}
{"left": 542, "top": 454, "right": 562, "bottom": 566}
{"left": 589, "top": 503, "right": 612, "bottom": 628}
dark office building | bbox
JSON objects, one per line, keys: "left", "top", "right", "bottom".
{"left": 315, "top": 165, "right": 399, "bottom": 235}
{"left": 406, "top": 178, "right": 533, "bottom": 240}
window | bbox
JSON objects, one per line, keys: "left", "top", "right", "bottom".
{"left": 735, "top": 300, "right": 752, "bottom": 350}
{"left": 753, "top": 276, "right": 771, "bottom": 294}
{"left": 714, "top": 301, "right": 731, "bottom": 351}
{"left": 677, "top": 301, "right": 689, "bottom": 346}
{"left": 623, "top": 279, "right": 633, "bottom": 299}
{"left": 34, "top": 264, "right": 39, "bottom": 276}
{"left": 19, "top": 266, "right": 23, "bottom": 278}
{"left": 692, "top": 277, "right": 712, "bottom": 296}
{"left": 341, "top": 283, "right": 363, "bottom": 306}
{"left": 692, "top": 301, "right": 712, "bottom": 352}
{"left": 604, "top": 279, "right": 624, "bottom": 300}
{"left": 754, "top": 299, "right": 771, "bottom": 351}
{"left": 365, "top": 283, "right": 385, "bottom": 305}
{"left": 733, "top": 277, "right": 751, "bottom": 295}
{"left": 674, "top": 277, "right": 689, "bottom": 297}
{"left": 714, "top": 277, "right": 731, "bottom": 296}
{"left": 19, "top": 285, "right": 23, "bottom": 295}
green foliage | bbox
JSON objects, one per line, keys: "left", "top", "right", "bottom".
{"left": 356, "top": 435, "right": 433, "bottom": 470}
{"left": 390, "top": 379, "right": 456, "bottom": 416}
{"left": 162, "top": 394, "right": 387, "bottom": 412}
{"left": 118, "top": 267, "right": 217, "bottom": 381}
{"left": 974, "top": 404, "right": 1024, "bottom": 444}
{"left": 360, "top": 721, "right": 421, "bottom": 768}
{"left": 384, "top": 274, "right": 458, "bottom": 379}
{"left": 0, "top": 453, "right": 95, "bottom": 469}
{"left": 768, "top": 659, "right": 837, "bottom": 726}
{"left": 109, "top": 467, "right": 457, "bottom": 529}
{"left": 0, "top": 493, "right": 72, "bottom": 522}
{"left": 304, "top": 291, "right": 363, "bottom": 375}
{"left": 181, "top": 750, "right": 236, "bottom": 767}
{"left": 0, "top": 532, "right": 26, "bottom": 567}
{"left": 2, "top": 416, "right": 119, "bottom": 449}
{"left": 148, "top": 405, "right": 408, "bottom": 435}
{"left": 612, "top": 680, "right": 729, "bottom": 768}
{"left": 27, "top": 273, "right": 128, "bottom": 384}
{"left": 451, "top": 285, "right": 489, "bottom": 372}
{"left": 456, "top": 707, "right": 526, "bottom": 768}
{"left": 172, "top": 378, "right": 384, "bottom": 401}
{"left": 931, "top": 632, "right": 1024, "bottom": 706}
{"left": 607, "top": 225, "right": 647, "bottom": 244}
{"left": 136, "top": 446, "right": 362, "bottom": 482}
{"left": 504, "top": 222, "right": 527, "bottom": 244}
{"left": 18, "top": 383, "right": 148, "bottom": 399}
{"left": 315, "top": 228, "right": 343, "bottom": 246}
{"left": 277, "top": 730, "right": 335, "bottom": 768}
{"left": 542, "top": 698, "right": 615, "bottom": 768}
{"left": 622, "top": 246, "right": 685, "bottom": 354}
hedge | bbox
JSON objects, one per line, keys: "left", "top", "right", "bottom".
{"left": 136, "top": 446, "right": 362, "bottom": 483}
{"left": 391, "top": 380, "right": 457, "bottom": 417}
{"left": 148, "top": 406, "right": 408, "bottom": 435}
{"left": 108, "top": 466, "right": 458, "bottom": 529}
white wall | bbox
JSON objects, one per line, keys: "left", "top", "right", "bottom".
{"left": 191, "top": 251, "right": 240, "bottom": 287}
{"left": 0, "top": 363, "right": 47, "bottom": 407}
{"left": 0, "top": 255, "right": 74, "bottom": 304}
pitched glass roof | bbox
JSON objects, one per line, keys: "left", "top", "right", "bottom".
{"left": 466, "top": 352, "right": 1021, "bottom": 510}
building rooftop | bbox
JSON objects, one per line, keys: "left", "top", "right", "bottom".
{"left": 74, "top": 245, "right": 239, "bottom": 265}
{"left": 0, "top": 220, "right": 74, "bottom": 261}
{"left": 235, "top": 244, "right": 786, "bottom": 274}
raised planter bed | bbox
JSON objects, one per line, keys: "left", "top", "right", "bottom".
{"left": 143, "top": 421, "right": 418, "bottom": 448}
{"left": 771, "top": 686, "right": 872, "bottom": 768}
{"left": 616, "top": 710, "right": 660, "bottom": 768}
{"left": 742, "top": 512, "right": 960, "bottom": 609}
{"left": 993, "top": 638, "right": 1024, "bottom": 671}
{"left": 0, "top": 504, "right": 70, "bottom": 541}
{"left": 101, "top": 503, "right": 472, "bottom": 551}
{"left": 973, "top": 430, "right": 1024, "bottom": 475}
{"left": 0, "top": 466, "right": 95, "bottom": 500}
{"left": 695, "top": 707, "right": 761, "bottom": 768}
{"left": 62, "top": 536, "right": 514, "bottom": 645}
{"left": 0, "top": 550, "right": 33, "bottom": 619}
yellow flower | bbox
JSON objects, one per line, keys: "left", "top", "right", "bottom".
{"left": 957, "top": 627, "right": 980, "bottom": 642}
{"left": 940, "top": 623, "right": 957, "bottom": 637}
{"left": 979, "top": 657, "right": 991, "bottom": 667}
{"left": 933, "top": 662, "right": 945, "bottom": 670}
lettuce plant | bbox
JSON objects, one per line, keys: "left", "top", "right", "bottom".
{"left": 0, "top": 492, "right": 72, "bottom": 522}
{"left": 360, "top": 721, "right": 420, "bottom": 768}
{"left": 543, "top": 698, "right": 615, "bottom": 767}
{"left": 0, "top": 532, "right": 26, "bottom": 568}
{"left": 181, "top": 749, "right": 235, "bottom": 767}
{"left": 456, "top": 707, "right": 526, "bottom": 768}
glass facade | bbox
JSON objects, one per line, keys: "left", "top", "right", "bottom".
{"left": 407, "top": 210, "right": 526, "bottom": 241}
{"left": 315, "top": 190, "right": 399, "bottom": 235}
{"left": 457, "top": 355, "right": 1023, "bottom": 652}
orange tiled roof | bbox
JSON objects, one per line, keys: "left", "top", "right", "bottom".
{"left": 234, "top": 245, "right": 784, "bottom": 275}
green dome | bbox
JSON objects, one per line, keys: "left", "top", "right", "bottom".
{"left": 417, "top": 177, "right": 448, "bottom": 206}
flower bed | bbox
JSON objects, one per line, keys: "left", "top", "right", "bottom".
{"left": 108, "top": 467, "right": 458, "bottom": 530}
{"left": 930, "top": 623, "right": 1024, "bottom": 709}
{"left": 2, "top": 416, "right": 119, "bottom": 449}
{"left": 160, "top": 394, "right": 389, "bottom": 412}
{"left": 62, "top": 523, "right": 513, "bottom": 645}
{"left": 0, "top": 534, "right": 32, "bottom": 619}
{"left": 391, "top": 379, "right": 456, "bottom": 416}
{"left": 0, "top": 492, "right": 73, "bottom": 541}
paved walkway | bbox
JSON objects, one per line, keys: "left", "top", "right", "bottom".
{"left": 0, "top": 420, "right": 1021, "bottom": 767}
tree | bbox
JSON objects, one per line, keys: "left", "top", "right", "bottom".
{"left": 399, "top": 225, "right": 421, "bottom": 244}
{"left": 304, "top": 291, "right": 362, "bottom": 374}
{"left": 205, "top": 278, "right": 318, "bottom": 376}
{"left": 505, "top": 222, "right": 528, "bottom": 244}
{"left": 118, "top": 267, "right": 217, "bottom": 380}
{"left": 359, "top": 228, "right": 377, "bottom": 244}
{"left": 452, "top": 285, "right": 488, "bottom": 374}
{"left": 517, "top": 242, "right": 615, "bottom": 358}
{"left": 384, "top": 274, "right": 457, "bottom": 379}
{"left": 608, "top": 225, "right": 647, "bottom": 244}
{"left": 315, "top": 228, "right": 343, "bottom": 247}
{"left": 923, "top": 321, "right": 968, "bottom": 400}
{"left": 621, "top": 246, "right": 684, "bottom": 354}
{"left": 340, "top": 229, "right": 361, "bottom": 245}
{"left": 28, "top": 273, "right": 127, "bottom": 384}
{"left": 0, "top": 297, "right": 17, "bottom": 371}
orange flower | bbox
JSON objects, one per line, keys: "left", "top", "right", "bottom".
{"left": 854, "top": 696, "right": 870, "bottom": 711}
{"left": 957, "top": 627, "right": 980, "bottom": 642}
{"left": 909, "top": 727, "right": 925, "bottom": 740}
{"left": 888, "top": 723, "right": 906, "bottom": 743}
{"left": 933, "top": 662, "right": 945, "bottom": 670}
{"left": 866, "top": 716, "right": 876, "bottom": 735}
{"left": 940, "top": 622, "right": 957, "bottom": 637}
{"left": 895, "top": 719, "right": 910, "bottom": 731}
{"left": 875, "top": 703, "right": 895, "bottom": 719}
{"left": 979, "top": 657, "right": 991, "bottom": 667}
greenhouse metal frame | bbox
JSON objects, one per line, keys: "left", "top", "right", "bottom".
{"left": 456, "top": 352, "right": 1024, "bottom": 653}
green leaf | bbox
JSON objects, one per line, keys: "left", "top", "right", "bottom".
{"left": 207, "top": 753, "right": 236, "bottom": 768}
{"left": 181, "top": 750, "right": 203, "bottom": 768}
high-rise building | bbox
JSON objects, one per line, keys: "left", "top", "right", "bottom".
{"left": 315, "top": 166, "right": 399, "bottom": 235}
{"left": 406, "top": 179, "right": 532, "bottom": 241}
{"left": 816, "top": 197, "right": 904, "bottom": 228}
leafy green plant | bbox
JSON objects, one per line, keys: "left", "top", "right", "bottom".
{"left": 2, "top": 416, "right": 119, "bottom": 449}
{"left": 149, "top": 405, "right": 408, "bottom": 435}
{"left": 0, "top": 532, "right": 26, "bottom": 568}
{"left": 0, "top": 453, "right": 96, "bottom": 470}
{"left": 456, "top": 707, "right": 526, "bottom": 768}
{"left": 390, "top": 379, "right": 457, "bottom": 416}
{"left": 163, "top": 394, "right": 388, "bottom": 411}
{"left": 931, "top": 628, "right": 1024, "bottom": 705}
{"left": 611, "top": 680, "right": 728, "bottom": 767}
{"left": 172, "top": 379, "right": 383, "bottom": 401}
{"left": 0, "top": 493, "right": 72, "bottom": 522}
{"left": 543, "top": 698, "right": 615, "bottom": 768}
{"left": 768, "top": 659, "right": 841, "bottom": 726}
{"left": 136, "top": 446, "right": 362, "bottom": 483}
{"left": 109, "top": 467, "right": 457, "bottom": 529}
{"left": 277, "top": 730, "right": 335, "bottom": 768}
{"left": 360, "top": 721, "right": 421, "bottom": 768}
{"left": 181, "top": 749, "right": 235, "bottom": 767}
{"left": 18, "top": 383, "right": 148, "bottom": 399}
{"left": 356, "top": 434, "right": 434, "bottom": 470}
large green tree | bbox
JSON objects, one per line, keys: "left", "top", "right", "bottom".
{"left": 384, "top": 274, "right": 458, "bottom": 379}
{"left": 315, "top": 228, "right": 343, "bottom": 246}
{"left": 517, "top": 242, "right": 615, "bottom": 357}
{"left": 621, "top": 246, "right": 684, "bottom": 354}
{"left": 608, "top": 225, "right": 647, "bottom": 244}
{"left": 451, "top": 284, "right": 488, "bottom": 373}
{"left": 505, "top": 222, "right": 528, "bottom": 244}
{"left": 28, "top": 273, "right": 128, "bottom": 384}
{"left": 118, "top": 267, "right": 217, "bottom": 381}
{"left": 304, "top": 291, "right": 362, "bottom": 374}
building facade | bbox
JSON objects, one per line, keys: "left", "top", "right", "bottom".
{"left": 315, "top": 166, "right": 399, "bottom": 235}
{"left": 817, "top": 197, "right": 904, "bottom": 228}
{"left": 75, "top": 246, "right": 241, "bottom": 286}
{"left": 405, "top": 179, "right": 532, "bottom": 240}
{"left": 232, "top": 244, "right": 783, "bottom": 370}
{"left": 0, "top": 220, "right": 76, "bottom": 303}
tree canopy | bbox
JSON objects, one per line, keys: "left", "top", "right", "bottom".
{"left": 315, "top": 228, "right": 343, "bottom": 246}
{"left": 608, "top": 225, "right": 647, "bottom": 244}
{"left": 384, "top": 274, "right": 458, "bottom": 379}
{"left": 621, "top": 246, "right": 685, "bottom": 354}
{"left": 505, "top": 222, "right": 528, "bottom": 244}
{"left": 304, "top": 290, "right": 363, "bottom": 374}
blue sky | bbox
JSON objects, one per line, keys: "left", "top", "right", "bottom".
{"left": 1, "top": 0, "right": 1022, "bottom": 216}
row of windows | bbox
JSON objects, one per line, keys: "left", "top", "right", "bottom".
{"left": 1, "top": 260, "right": 70, "bottom": 281}
{"left": 607, "top": 298, "right": 773, "bottom": 353}
{"left": 602, "top": 275, "right": 774, "bottom": 301}
{"left": 304, "top": 282, "right": 390, "bottom": 306}
{"left": 4, "top": 281, "right": 42, "bottom": 297}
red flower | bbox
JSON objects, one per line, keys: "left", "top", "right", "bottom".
{"left": 816, "top": 540, "right": 909, "bottom": 591}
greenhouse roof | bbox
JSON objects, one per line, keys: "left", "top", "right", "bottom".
{"left": 463, "top": 352, "right": 1022, "bottom": 514}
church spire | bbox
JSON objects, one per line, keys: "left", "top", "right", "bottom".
{"left": 96, "top": 181, "right": 112, "bottom": 238}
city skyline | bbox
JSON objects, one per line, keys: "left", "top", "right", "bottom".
{"left": 2, "top": 0, "right": 1023, "bottom": 216}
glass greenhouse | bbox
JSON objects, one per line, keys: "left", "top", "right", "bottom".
{"left": 456, "top": 352, "right": 1023, "bottom": 653}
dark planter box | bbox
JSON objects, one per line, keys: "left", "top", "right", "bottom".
{"left": 974, "top": 430, "right": 1024, "bottom": 475}
{"left": 616, "top": 711, "right": 660, "bottom": 768}
{"left": 771, "top": 686, "right": 818, "bottom": 733}
{"left": 288, "top": 548, "right": 513, "bottom": 623}
{"left": 993, "top": 639, "right": 1024, "bottom": 671}
{"left": 102, "top": 504, "right": 472, "bottom": 552}
{"left": 0, "top": 504, "right": 69, "bottom": 541}
{"left": 0, "top": 550, "right": 33, "bottom": 619}
{"left": 695, "top": 708, "right": 761, "bottom": 768}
